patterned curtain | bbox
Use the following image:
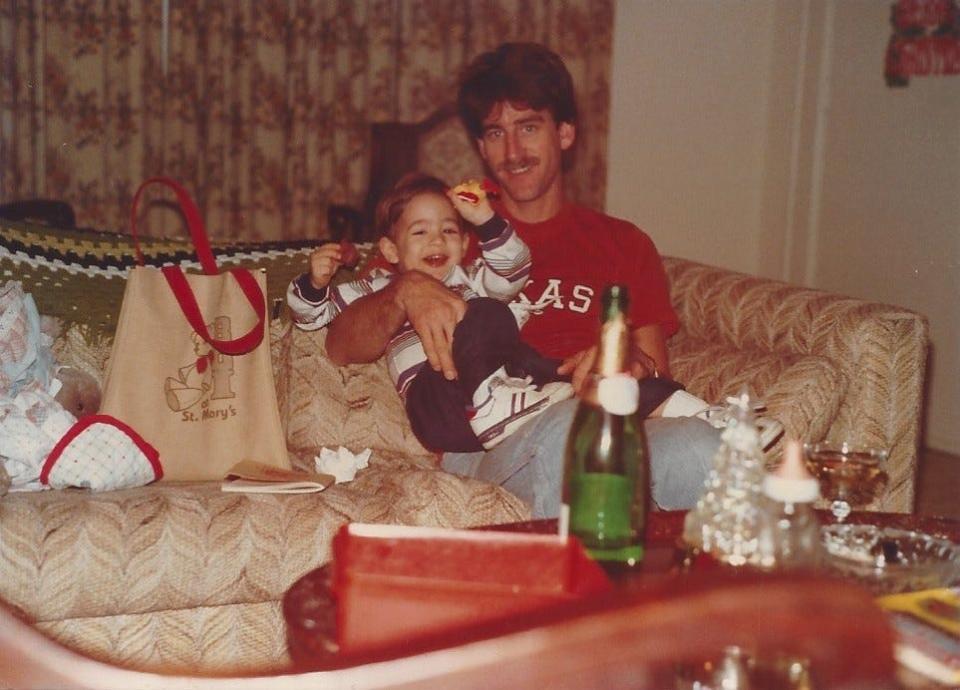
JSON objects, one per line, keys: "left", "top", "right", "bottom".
{"left": 1, "top": 2, "right": 163, "bottom": 228}
{"left": 1, "top": 0, "right": 613, "bottom": 241}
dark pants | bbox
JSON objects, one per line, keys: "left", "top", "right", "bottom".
{"left": 405, "top": 298, "right": 685, "bottom": 452}
{"left": 405, "top": 298, "right": 563, "bottom": 453}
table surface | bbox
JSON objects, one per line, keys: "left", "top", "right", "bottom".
{"left": 283, "top": 510, "right": 959, "bottom": 686}
{"left": 486, "top": 509, "right": 960, "bottom": 581}
{"left": 493, "top": 510, "right": 960, "bottom": 542}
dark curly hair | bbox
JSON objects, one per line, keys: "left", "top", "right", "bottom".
{"left": 374, "top": 172, "right": 460, "bottom": 239}
{"left": 457, "top": 42, "right": 577, "bottom": 140}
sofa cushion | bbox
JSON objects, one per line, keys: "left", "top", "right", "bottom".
{"left": 286, "top": 328, "right": 436, "bottom": 460}
{"left": 0, "top": 461, "right": 529, "bottom": 623}
{"left": 669, "top": 337, "right": 849, "bottom": 454}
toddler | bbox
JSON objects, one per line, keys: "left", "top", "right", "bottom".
{"left": 287, "top": 173, "right": 572, "bottom": 452}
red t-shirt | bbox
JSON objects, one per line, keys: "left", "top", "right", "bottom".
{"left": 500, "top": 203, "right": 679, "bottom": 359}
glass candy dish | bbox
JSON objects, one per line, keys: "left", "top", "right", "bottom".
{"left": 821, "top": 524, "right": 960, "bottom": 595}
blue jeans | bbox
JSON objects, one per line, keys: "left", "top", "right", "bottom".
{"left": 441, "top": 398, "right": 721, "bottom": 519}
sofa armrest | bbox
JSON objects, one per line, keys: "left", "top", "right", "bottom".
{"left": 663, "top": 256, "right": 929, "bottom": 513}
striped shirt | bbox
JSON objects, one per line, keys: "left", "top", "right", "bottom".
{"left": 287, "top": 215, "right": 530, "bottom": 397}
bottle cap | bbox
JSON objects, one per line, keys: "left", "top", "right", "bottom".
{"left": 763, "top": 439, "right": 820, "bottom": 503}
{"left": 597, "top": 373, "right": 639, "bottom": 415}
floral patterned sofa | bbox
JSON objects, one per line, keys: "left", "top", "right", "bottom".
{"left": 0, "top": 219, "right": 928, "bottom": 675}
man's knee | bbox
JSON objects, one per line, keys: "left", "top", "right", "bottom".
{"left": 645, "top": 416, "right": 721, "bottom": 509}
{"left": 474, "top": 398, "right": 578, "bottom": 486}
{"left": 533, "top": 396, "right": 579, "bottom": 437}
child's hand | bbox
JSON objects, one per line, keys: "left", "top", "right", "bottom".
{"left": 448, "top": 180, "right": 495, "bottom": 226}
{"left": 307, "top": 242, "right": 344, "bottom": 290}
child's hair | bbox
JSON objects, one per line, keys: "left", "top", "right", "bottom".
{"left": 374, "top": 172, "right": 460, "bottom": 239}
{"left": 457, "top": 42, "right": 577, "bottom": 140}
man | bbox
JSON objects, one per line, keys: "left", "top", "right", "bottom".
{"left": 327, "top": 42, "right": 719, "bottom": 518}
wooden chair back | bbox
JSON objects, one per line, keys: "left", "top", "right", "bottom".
{"left": 330, "top": 103, "right": 484, "bottom": 242}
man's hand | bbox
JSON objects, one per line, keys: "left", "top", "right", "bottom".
{"left": 558, "top": 346, "right": 597, "bottom": 394}
{"left": 558, "top": 325, "right": 669, "bottom": 396}
{"left": 632, "top": 324, "right": 670, "bottom": 380}
{"left": 628, "top": 346, "right": 660, "bottom": 381}
{"left": 394, "top": 271, "right": 467, "bottom": 380}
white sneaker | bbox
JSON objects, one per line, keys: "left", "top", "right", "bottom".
{"left": 755, "top": 417, "right": 785, "bottom": 451}
{"left": 660, "top": 390, "right": 712, "bottom": 418}
{"left": 696, "top": 401, "right": 784, "bottom": 451}
{"left": 470, "top": 367, "right": 573, "bottom": 449}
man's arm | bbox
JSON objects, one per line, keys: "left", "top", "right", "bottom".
{"left": 325, "top": 271, "right": 468, "bottom": 380}
{"left": 324, "top": 281, "right": 408, "bottom": 364}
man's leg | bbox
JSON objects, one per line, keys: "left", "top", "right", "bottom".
{"left": 442, "top": 401, "right": 720, "bottom": 519}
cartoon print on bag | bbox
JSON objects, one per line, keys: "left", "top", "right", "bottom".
{"left": 164, "top": 316, "right": 236, "bottom": 414}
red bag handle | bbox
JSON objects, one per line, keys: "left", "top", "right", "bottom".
{"left": 130, "top": 176, "right": 218, "bottom": 274}
{"left": 129, "top": 177, "right": 265, "bottom": 355}
{"left": 162, "top": 266, "right": 266, "bottom": 356}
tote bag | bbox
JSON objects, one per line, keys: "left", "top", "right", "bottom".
{"left": 100, "top": 177, "right": 290, "bottom": 481}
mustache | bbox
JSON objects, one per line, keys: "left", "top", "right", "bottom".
{"left": 496, "top": 156, "right": 539, "bottom": 173}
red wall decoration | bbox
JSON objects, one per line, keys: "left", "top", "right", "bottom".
{"left": 885, "top": 0, "right": 960, "bottom": 86}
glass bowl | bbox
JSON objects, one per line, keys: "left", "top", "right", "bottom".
{"left": 821, "top": 524, "right": 960, "bottom": 595}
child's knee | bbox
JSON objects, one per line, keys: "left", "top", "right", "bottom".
{"left": 466, "top": 297, "right": 514, "bottom": 322}
{"left": 459, "top": 297, "right": 518, "bottom": 337}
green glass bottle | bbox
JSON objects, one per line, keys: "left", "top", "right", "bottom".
{"left": 561, "top": 285, "right": 650, "bottom": 566}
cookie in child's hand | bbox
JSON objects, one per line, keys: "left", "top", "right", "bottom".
{"left": 452, "top": 180, "right": 487, "bottom": 205}
{"left": 339, "top": 239, "right": 360, "bottom": 268}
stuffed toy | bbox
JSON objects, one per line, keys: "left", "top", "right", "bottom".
{"left": 53, "top": 366, "right": 102, "bottom": 419}
{"left": 38, "top": 315, "right": 102, "bottom": 419}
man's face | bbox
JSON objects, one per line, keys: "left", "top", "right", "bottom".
{"left": 477, "top": 102, "right": 575, "bottom": 219}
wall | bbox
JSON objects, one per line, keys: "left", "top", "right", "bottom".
{"left": 606, "top": 1, "right": 775, "bottom": 275}
{"left": 607, "top": 0, "right": 960, "bottom": 454}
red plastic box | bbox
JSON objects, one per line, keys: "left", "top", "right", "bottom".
{"left": 332, "top": 523, "right": 613, "bottom": 654}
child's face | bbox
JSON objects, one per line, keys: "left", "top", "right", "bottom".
{"left": 379, "top": 192, "right": 468, "bottom": 280}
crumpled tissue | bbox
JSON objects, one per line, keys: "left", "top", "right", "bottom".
{"left": 314, "top": 446, "right": 371, "bottom": 484}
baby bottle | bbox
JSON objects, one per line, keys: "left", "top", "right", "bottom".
{"left": 756, "top": 439, "right": 823, "bottom": 570}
